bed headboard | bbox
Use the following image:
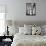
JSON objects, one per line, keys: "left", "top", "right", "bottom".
{"left": 15, "top": 21, "right": 46, "bottom": 27}
{"left": 6, "top": 20, "right": 46, "bottom": 27}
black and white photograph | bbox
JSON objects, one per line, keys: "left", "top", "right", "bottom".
{"left": 26, "top": 3, "right": 36, "bottom": 16}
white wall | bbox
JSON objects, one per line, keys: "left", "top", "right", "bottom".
{"left": 0, "top": 0, "right": 46, "bottom": 22}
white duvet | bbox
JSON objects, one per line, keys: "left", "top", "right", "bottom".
{"left": 11, "top": 33, "right": 46, "bottom": 46}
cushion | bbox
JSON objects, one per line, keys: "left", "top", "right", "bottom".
{"left": 19, "top": 27, "right": 32, "bottom": 35}
{"left": 42, "top": 25, "right": 46, "bottom": 35}
{"left": 24, "top": 27, "right": 32, "bottom": 35}
{"left": 24, "top": 24, "right": 32, "bottom": 34}
{"left": 8, "top": 26, "right": 19, "bottom": 36}
{"left": 32, "top": 26, "right": 41, "bottom": 35}
{"left": 19, "top": 27, "right": 25, "bottom": 34}
{"left": 42, "top": 25, "right": 46, "bottom": 33}
{"left": 40, "top": 25, "right": 45, "bottom": 35}
{"left": 24, "top": 24, "right": 32, "bottom": 29}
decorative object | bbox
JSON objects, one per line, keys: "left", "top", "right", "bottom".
{"left": 26, "top": 3, "right": 36, "bottom": 16}
{"left": 7, "top": 26, "right": 9, "bottom": 35}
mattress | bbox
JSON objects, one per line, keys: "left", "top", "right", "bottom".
{"left": 11, "top": 33, "right": 46, "bottom": 46}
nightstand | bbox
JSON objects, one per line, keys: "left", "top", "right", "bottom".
{"left": 0, "top": 36, "right": 13, "bottom": 46}
{"left": 3, "top": 41, "right": 12, "bottom": 46}
{"left": 2, "top": 36, "right": 13, "bottom": 46}
{"left": 3, "top": 36, "right": 13, "bottom": 42}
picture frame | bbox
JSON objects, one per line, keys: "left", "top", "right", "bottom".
{"left": 26, "top": 3, "right": 36, "bottom": 16}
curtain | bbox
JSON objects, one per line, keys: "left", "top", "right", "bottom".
{"left": 0, "top": 5, "right": 5, "bottom": 36}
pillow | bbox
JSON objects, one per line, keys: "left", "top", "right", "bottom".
{"left": 19, "top": 27, "right": 25, "bottom": 34}
{"left": 8, "top": 26, "right": 19, "bottom": 36}
{"left": 19, "top": 27, "right": 32, "bottom": 35}
{"left": 40, "top": 25, "right": 45, "bottom": 35}
{"left": 24, "top": 24, "right": 32, "bottom": 29}
{"left": 24, "top": 27, "right": 32, "bottom": 35}
{"left": 24, "top": 24, "right": 32, "bottom": 35}
{"left": 42, "top": 25, "right": 46, "bottom": 35}
{"left": 32, "top": 26, "right": 41, "bottom": 35}
{"left": 32, "top": 27, "right": 36, "bottom": 35}
{"left": 42, "top": 25, "right": 46, "bottom": 33}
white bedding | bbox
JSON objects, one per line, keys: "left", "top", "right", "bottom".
{"left": 11, "top": 33, "right": 46, "bottom": 46}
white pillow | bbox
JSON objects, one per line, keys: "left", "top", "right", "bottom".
{"left": 19, "top": 27, "right": 32, "bottom": 35}
{"left": 24, "top": 24, "right": 32, "bottom": 35}
{"left": 42, "top": 25, "right": 46, "bottom": 33}
{"left": 24, "top": 27, "right": 32, "bottom": 35}
{"left": 24, "top": 24, "right": 32, "bottom": 29}
{"left": 8, "top": 26, "right": 19, "bottom": 36}
{"left": 32, "top": 26, "right": 41, "bottom": 35}
{"left": 19, "top": 27, "right": 25, "bottom": 34}
{"left": 32, "top": 27, "right": 36, "bottom": 35}
{"left": 41, "top": 25, "right": 45, "bottom": 35}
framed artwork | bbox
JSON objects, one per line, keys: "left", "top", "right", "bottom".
{"left": 26, "top": 3, "right": 36, "bottom": 16}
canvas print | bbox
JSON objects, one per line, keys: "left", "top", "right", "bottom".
{"left": 26, "top": 3, "right": 36, "bottom": 16}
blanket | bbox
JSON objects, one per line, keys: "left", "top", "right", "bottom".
{"left": 11, "top": 33, "right": 46, "bottom": 46}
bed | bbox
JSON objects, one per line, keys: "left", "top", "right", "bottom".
{"left": 11, "top": 33, "right": 46, "bottom": 46}
{"left": 11, "top": 21, "right": 46, "bottom": 46}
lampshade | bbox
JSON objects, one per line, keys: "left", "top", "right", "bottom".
{"left": 5, "top": 20, "right": 12, "bottom": 26}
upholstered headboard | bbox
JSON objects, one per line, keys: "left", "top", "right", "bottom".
{"left": 15, "top": 21, "right": 46, "bottom": 26}
{"left": 6, "top": 20, "right": 46, "bottom": 26}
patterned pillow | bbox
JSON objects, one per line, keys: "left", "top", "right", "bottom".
{"left": 32, "top": 26, "right": 41, "bottom": 35}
